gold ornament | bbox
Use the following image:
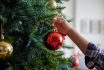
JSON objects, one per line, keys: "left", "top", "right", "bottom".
{"left": 0, "top": 40, "right": 13, "bottom": 59}
{"left": 50, "top": 0, "right": 57, "bottom": 8}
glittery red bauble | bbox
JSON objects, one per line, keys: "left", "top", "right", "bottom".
{"left": 44, "top": 31, "right": 65, "bottom": 50}
{"left": 73, "top": 57, "right": 79, "bottom": 68}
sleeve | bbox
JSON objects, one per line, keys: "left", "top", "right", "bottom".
{"left": 85, "top": 42, "right": 100, "bottom": 69}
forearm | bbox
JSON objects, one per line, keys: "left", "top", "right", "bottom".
{"left": 67, "top": 27, "right": 89, "bottom": 54}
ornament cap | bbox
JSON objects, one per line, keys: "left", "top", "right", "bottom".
{"left": 0, "top": 34, "right": 4, "bottom": 40}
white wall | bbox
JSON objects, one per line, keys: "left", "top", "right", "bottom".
{"left": 76, "top": 0, "right": 104, "bottom": 32}
{"left": 75, "top": 0, "right": 104, "bottom": 49}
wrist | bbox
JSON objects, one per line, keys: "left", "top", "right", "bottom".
{"left": 66, "top": 24, "right": 74, "bottom": 35}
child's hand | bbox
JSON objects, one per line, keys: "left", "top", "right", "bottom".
{"left": 52, "top": 16, "right": 70, "bottom": 35}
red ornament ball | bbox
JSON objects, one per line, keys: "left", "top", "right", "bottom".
{"left": 73, "top": 56, "right": 79, "bottom": 68}
{"left": 44, "top": 31, "right": 65, "bottom": 50}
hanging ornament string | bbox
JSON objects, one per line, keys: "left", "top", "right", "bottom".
{"left": 0, "top": 22, "right": 4, "bottom": 40}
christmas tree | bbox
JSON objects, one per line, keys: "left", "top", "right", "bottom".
{"left": 0, "top": 0, "right": 80, "bottom": 70}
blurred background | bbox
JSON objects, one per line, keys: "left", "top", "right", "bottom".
{"left": 62, "top": 0, "right": 104, "bottom": 69}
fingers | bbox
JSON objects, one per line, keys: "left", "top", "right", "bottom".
{"left": 52, "top": 16, "right": 63, "bottom": 32}
{"left": 52, "top": 22, "right": 57, "bottom": 32}
{"left": 52, "top": 17, "right": 57, "bottom": 32}
{"left": 53, "top": 16, "right": 66, "bottom": 24}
